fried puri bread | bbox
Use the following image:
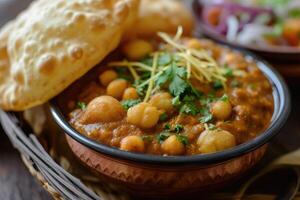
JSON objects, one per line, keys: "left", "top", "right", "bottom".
{"left": 125, "top": 0, "right": 194, "bottom": 39}
{"left": 0, "top": 0, "right": 139, "bottom": 111}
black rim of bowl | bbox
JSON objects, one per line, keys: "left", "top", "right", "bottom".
{"left": 192, "top": 0, "right": 300, "bottom": 55}
{"left": 50, "top": 50, "right": 291, "bottom": 166}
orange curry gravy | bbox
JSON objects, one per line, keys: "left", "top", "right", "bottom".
{"left": 64, "top": 38, "right": 274, "bottom": 156}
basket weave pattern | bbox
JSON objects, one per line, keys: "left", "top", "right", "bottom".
{"left": 0, "top": 110, "right": 102, "bottom": 200}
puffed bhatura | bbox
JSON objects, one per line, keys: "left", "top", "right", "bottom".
{"left": 0, "top": 0, "right": 139, "bottom": 111}
{"left": 125, "top": 0, "right": 194, "bottom": 39}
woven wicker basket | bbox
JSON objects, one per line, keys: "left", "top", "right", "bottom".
{"left": 0, "top": 110, "right": 130, "bottom": 200}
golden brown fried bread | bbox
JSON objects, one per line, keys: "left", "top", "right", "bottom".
{"left": 0, "top": 0, "right": 139, "bottom": 111}
{"left": 126, "top": 0, "right": 194, "bottom": 39}
{"left": 0, "top": 22, "right": 12, "bottom": 93}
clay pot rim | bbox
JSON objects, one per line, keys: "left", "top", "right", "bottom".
{"left": 50, "top": 50, "right": 290, "bottom": 166}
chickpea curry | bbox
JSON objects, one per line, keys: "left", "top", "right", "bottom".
{"left": 67, "top": 27, "right": 274, "bottom": 156}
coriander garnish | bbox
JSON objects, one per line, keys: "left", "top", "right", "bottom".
{"left": 108, "top": 27, "right": 230, "bottom": 106}
{"left": 164, "top": 123, "right": 171, "bottom": 130}
{"left": 77, "top": 101, "right": 87, "bottom": 110}
{"left": 156, "top": 132, "right": 171, "bottom": 144}
{"left": 176, "top": 135, "right": 189, "bottom": 146}
{"left": 142, "top": 135, "right": 153, "bottom": 142}
{"left": 174, "top": 124, "right": 184, "bottom": 133}
{"left": 159, "top": 113, "right": 168, "bottom": 122}
{"left": 220, "top": 94, "right": 229, "bottom": 102}
{"left": 121, "top": 99, "right": 142, "bottom": 110}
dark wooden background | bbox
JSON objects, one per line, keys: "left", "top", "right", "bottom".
{"left": 0, "top": 0, "right": 300, "bottom": 200}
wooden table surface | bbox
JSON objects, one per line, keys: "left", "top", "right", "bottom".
{"left": 1, "top": 1, "right": 300, "bottom": 200}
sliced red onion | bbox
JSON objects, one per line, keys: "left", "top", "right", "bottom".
{"left": 226, "top": 16, "right": 239, "bottom": 41}
{"left": 201, "top": 1, "right": 275, "bottom": 35}
{"left": 236, "top": 23, "right": 273, "bottom": 45}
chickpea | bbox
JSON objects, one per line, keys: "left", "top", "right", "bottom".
{"left": 123, "top": 87, "right": 139, "bottom": 100}
{"left": 186, "top": 39, "right": 202, "bottom": 49}
{"left": 122, "top": 39, "right": 153, "bottom": 60}
{"left": 107, "top": 79, "right": 128, "bottom": 99}
{"left": 223, "top": 53, "right": 236, "bottom": 64}
{"left": 99, "top": 70, "right": 118, "bottom": 86}
{"left": 161, "top": 135, "right": 185, "bottom": 155}
{"left": 187, "top": 124, "right": 205, "bottom": 140}
{"left": 211, "top": 100, "right": 232, "bottom": 120}
{"left": 80, "top": 96, "right": 125, "bottom": 124}
{"left": 127, "top": 102, "right": 160, "bottom": 129}
{"left": 234, "top": 105, "right": 250, "bottom": 119}
{"left": 149, "top": 92, "right": 173, "bottom": 112}
{"left": 197, "top": 130, "right": 236, "bottom": 154}
{"left": 120, "top": 136, "right": 145, "bottom": 153}
{"left": 232, "top": 88, "right": 248, "bottom": 100}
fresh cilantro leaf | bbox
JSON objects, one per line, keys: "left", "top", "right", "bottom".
{"left": 220, "top": 94, "right": 229, "bottom": 102}
{"left": 199, "top": 107, "right": 213, "bottom": 123}
{"left": 182, "top": 95, "right": 196, "bottom": 102}
{"left": 156, "top": 66, "right": 172, "bottom": 87}
{"left": 140, "top": 71, "right": 151, "bottom": 80}
{"left": 156, "top": 62, "right": 189, "bottom": 97}
{"left": 173, "top": 54, "right": 182, "bottom": 62}
{"left": 133, "top": 80, "right": 147, "bottom": 96}
{"left": 190, "top": 85, "right": 203, "bottom": 98}
{"left": 208, "top": 123, "right": 217, "bottom": 130}
{"left": 115, "top": 68, "right": 133, "bottom": 82}
{"left": 158, "top": 53, "right": 172, "bottom": 66}
{"left": 142, "top": 135, "right": 153, "bottom": 142}
{"left": 169, "top": 75, "right": 189, "bottom": 96}
{"left": 174, "top": 124, "right": 184, "bottom": 133}
{"left": 224, "top": 67, "right": 233, "bottom": 78}
{"left": 141, "top": 56, "right": 153, "bottom": 66}
{"left": 199, "top": 113, "right": 213, "bottom": 123}
{"left": 136, "top": 85, "right": 146, "bottom": 96}
{"left": 212, "top": 80, "right": 224, "bottom": 90}
{"left": 176, "top": 135, "right": 189, "bottom": 146}
{"left": 199, "top": 106, "right": 210, "bottom": 116}
{"left": 156, "top": 132, "right": 171, "bottom": 143}
{"left": 77, "top": 102, "right": 87, "bottom": 110}
{"left": 200, "top": 95, "right": 215, "bottom": 106}
{"left": 180, "top": 102, "right": 199, "bottom": 115}
{"left": 121, "top": 99, "right": 142, "bottom": 110}
{"left": 176, "top": 67, "right": 187, "bottom": 78}
{"left": 115, "top": 67, "right": 127, "bottom": 74}
{"left": 159, "top": 113, "right": 168, "bottom": 122}
{"left": 164, "top": 123, "right": 171, "bottom": 130}
{"left": 119, "top": 75, "right": 132, "bottom": 82}
{"left": 172, "top": 96, "right": 181, "bottom": 106}
{"left": 208, "top": 92, "right": 216, "bottom": 98}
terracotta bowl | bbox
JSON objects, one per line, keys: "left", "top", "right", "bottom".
{"left": 50, "top": 52, "right": 290, "bottom": 199}
{"left": 192, "top": 0, "right": 300, "bottom": 63}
